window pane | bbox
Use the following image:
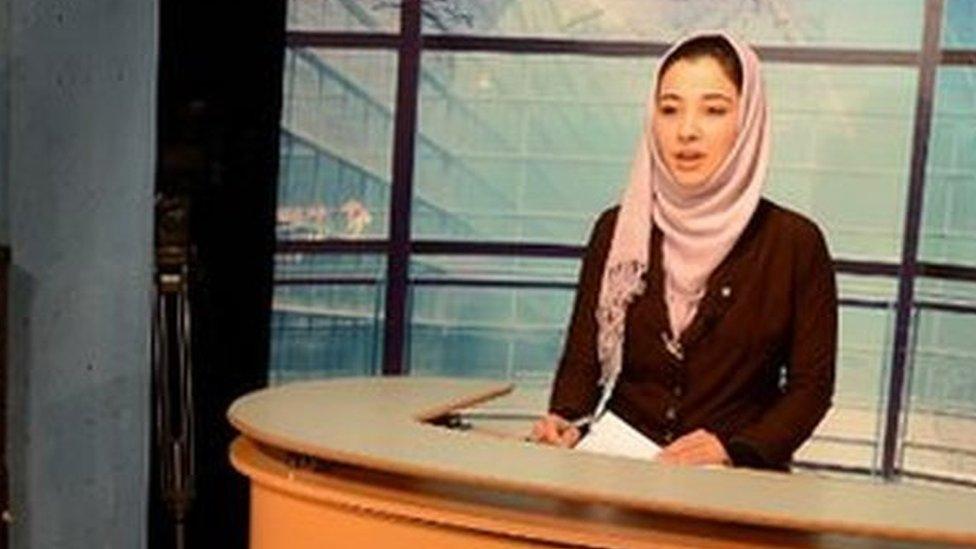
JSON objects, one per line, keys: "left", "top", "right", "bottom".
{"left": 287, "top": 0, "right": 399, "bottom": 32}
{"left": 413, "top": 52, "right": 651, "bottom": 243}
{"left": 944, "top": 0, "right": 976, "bottom": 48}
{"left": 902, "top": 280, "right": 976, "bottom": 483}
{"left": 279, "top": 49, "right": 396, "bottom": 240}
{"left": 421, "top": 0, "right": 924, "bottom": 50}
{"left": 269, "top": 255, "right": 386, "bottom": 383}
{"left": 408, "top": 285, "right": 574, "bottom": 386}
{"left": 920, "top": 67, "right": 976, "bottom": 267}
{"left": 764, "top": 64, "right": 917, "bottom": 262}
{"left": 796, "top": 275, "right": 895, "bottom": 471}
{"left": 276, "top": 252, "right": 386, "bottom": 280}
{"left": 414, "top": 51, "right": 918, "bottom": 261}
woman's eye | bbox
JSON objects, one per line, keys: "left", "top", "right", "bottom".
{"left": 707, "top": 106, "right": 729, "bottom": 115}
{"left": 659, "top": 105, "right": 677, "bottom": 115}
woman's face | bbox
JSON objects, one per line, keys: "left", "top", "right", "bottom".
{"left": 652, "top": 56, "right": 741, "bottom": 188}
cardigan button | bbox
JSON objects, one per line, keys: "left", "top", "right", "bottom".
{"left": 665, "top": 406, "right": 677, "bottom": 421}
{"left": 661, "top": 331, "right": 685, "bottom": 361}
{"left": 720, "top": 285, "right": 732, "bottom": 298}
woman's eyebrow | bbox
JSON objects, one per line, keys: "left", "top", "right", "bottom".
{"left": 658, "top": 92, "right": 682, "bottom": 102}
{"left": 702, "top": 92, "right": 733, "bottom": 102}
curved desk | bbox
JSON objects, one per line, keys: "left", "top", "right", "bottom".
{"left": 228, "top": 377, "right": 976, "bottom": 548}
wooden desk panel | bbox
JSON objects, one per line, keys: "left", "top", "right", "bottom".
{"left": 228, "top": 377, "right": 976, "bottom": 547}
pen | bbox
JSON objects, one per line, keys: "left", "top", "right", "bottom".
{"left": 525, "top": 414, "right": 594, "bottom": 443}
{"left": 571, "top": 415, "right": 594, "bottom": 429}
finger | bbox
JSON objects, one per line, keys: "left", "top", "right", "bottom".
{"left": 529, "top": 420, "right": 545, "bottom": 442}
{"left": 674, "top": 430, "right": 715, "bottom": 452}
{"left": 660, "top": 439, "right": 708, "bottom": 464}
{"left": 673, "top": 442, "right": 726, "bottom": 466}
{"left": 559, "top": 426, "right": 580, "bottom": 448}
{"left": 675, "top": 429, "right": 708, "bottom": 445}
{"left": 543, "top": 419, "right": 562, "bottom": 444}
{"left": 662, "top": 431, "right": 702, "bottom": 453}
{"left": 684, "top": 447, "right": 719, "bottom": 466}
{"left": 670, "top": 428, "right": 706, "bottom": 444}
{"left": 530, "top": 419, "right": 554, "bottom": 444}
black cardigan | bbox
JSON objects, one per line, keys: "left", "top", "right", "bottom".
{"left": 548, "top": 198, "right": 838, "bottom": 471}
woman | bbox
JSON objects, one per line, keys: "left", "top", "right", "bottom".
{"left": 530, "top": 31, "right": 837, "bottom": 471}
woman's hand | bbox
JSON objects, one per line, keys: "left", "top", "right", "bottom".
{"left": 656, "top": 429, "right": 730, "bottom": 466}
{"left": 528, "top": 413, "right": 581, "bottom": 448}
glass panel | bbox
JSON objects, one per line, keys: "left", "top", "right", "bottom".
{"left": 287, "top": 0, "right": 400, "bottom": 32}
{"left": 920, "top": 67, "right": 976, "bottom": 267}
{"left": 916, "top": 277, "right": 976, "bottom": 306}
{"left": 902, "top": 281, "right": 976, "bottom": 484}
{"left": 944, "top": 0, "right": 976, "bottom": 48}
{"left": 270, "top": 284, "right": 385, "bottom": 383}
{"left": 414, "top": 52, "right": 655, "bottom": 243}
{"left": 764, "top": 63, "right": 917, "bottom": 262}
{"left": 275, "top": 252, "right": 386, "bottom": 280}
{"left": 415, "top": 51, "right": 918, "bottom": 261}
{"left": 279, "top": 49, "right": 397, "bottom": 240}
{"left": 422, "top": 0, "right": 924, "bottom": 50}
{"left": 796, "top": 275, "right": 895, "bottom": 471}
{"left": 269, "top": 255, "right": 387, "bottom": 383}
{"left": 407, "top": 284, "right": 575, "bottom": 387}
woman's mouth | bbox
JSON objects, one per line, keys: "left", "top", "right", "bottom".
{"left": 673, "top": 150, "right": 706, "bottom": 170}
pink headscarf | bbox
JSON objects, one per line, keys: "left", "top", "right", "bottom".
{"left": 595, "top": 31, "right": 770, "bottom": 389}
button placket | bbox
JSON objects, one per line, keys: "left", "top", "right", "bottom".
{"left": 660, "top": 331, "right": 685, "bottom": 362}
{"left": 665, "top": 406, "right": 677, "bottom": 421}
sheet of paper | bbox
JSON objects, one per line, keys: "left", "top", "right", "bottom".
{"left": 574, "top": 411, "right": 662, "bottom": 461}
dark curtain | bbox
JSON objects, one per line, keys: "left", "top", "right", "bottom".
{"left": 151, "top": 1, "right": 285, "bottom": 546}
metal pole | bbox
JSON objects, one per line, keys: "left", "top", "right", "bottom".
{"left": 880, "top": 0, "right": 944, "bottom": 480}
{"left": 382, "top": 0, "right": 423, "bottom": 375}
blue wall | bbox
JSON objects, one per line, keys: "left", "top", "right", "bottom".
{"left": 3, "top": 0, "right": 156, "bottom": 546}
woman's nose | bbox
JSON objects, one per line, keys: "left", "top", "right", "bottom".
{"left": 678, "top": 113, "right": 700, "bottom": 141}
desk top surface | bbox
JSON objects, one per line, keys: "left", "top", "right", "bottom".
{"left": 228, "top": 377, "right": 976, "bottom": 545}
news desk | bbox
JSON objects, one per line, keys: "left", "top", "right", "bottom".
{"left": 228, "top": 377, "right": 976, "bottom": 548}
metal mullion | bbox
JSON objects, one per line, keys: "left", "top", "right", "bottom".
{"left": 915, "top": 300, "right": 976, "bottom": 316}
{"left": 940, "top": 49, "right": 976, "bottom": 65}
{"left": 791, "top": 461, "right": 877, "bottom": 477}
{"left": 881, "top": 0, "right": 945, "bottom": 480}
{"left": 274, "top": 277, "right": 380, "bottom": 286}
{"left": 898, "top": 469, "right": 976, "bottom": 491}
{"left": 284, "top": 32, "right": 976, "bottom": 69}
{"left": 411, "top": 240, "right": 585, "bottom": 258}
{"left": 917, "top": 261, "right": 976, "bottom": 282}
{"left": 422, "top": 34, "right": 923, "bottom": 66}
{"left": 833, "top": 259, "right": 901, "bottom": 277}
{"left": 839, "top": 298, "right": 893, "bottom": 310}
{"left": 409, "top": 278, "right": 576, "bottom": 290}
{"left": 286, "top": 31, "right": 401, "bottom": 49}
{"left": 381, "top": 0, "right": 421, "bottom": 376}
{"left": 277, "top": 239, "right": 388, "bottom": 254}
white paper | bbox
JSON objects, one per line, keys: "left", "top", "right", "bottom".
{"left": 574, "top": 411, "right": 662, "bottom": 461}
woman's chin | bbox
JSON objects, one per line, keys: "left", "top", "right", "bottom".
{"left": 672, "top": 173, "right": 710, "bottom": 189}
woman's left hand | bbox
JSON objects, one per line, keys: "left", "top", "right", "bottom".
{"left": 656, "top": 429, "right": 730, "bottom": 466}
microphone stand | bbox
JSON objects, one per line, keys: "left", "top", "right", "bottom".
{"left": 152, "top": 196, "right": 195, "bottom": 549}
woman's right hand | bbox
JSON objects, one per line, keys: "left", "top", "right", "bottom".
{"left": 529, "top": 413, "right": 581, "bottom": 447}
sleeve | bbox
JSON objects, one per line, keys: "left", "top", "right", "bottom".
{"left": 723, "top": 220, "right": 838, "bottom": 469}
{"left": 547, "top": 208, "right": 617, "bottom": 421}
